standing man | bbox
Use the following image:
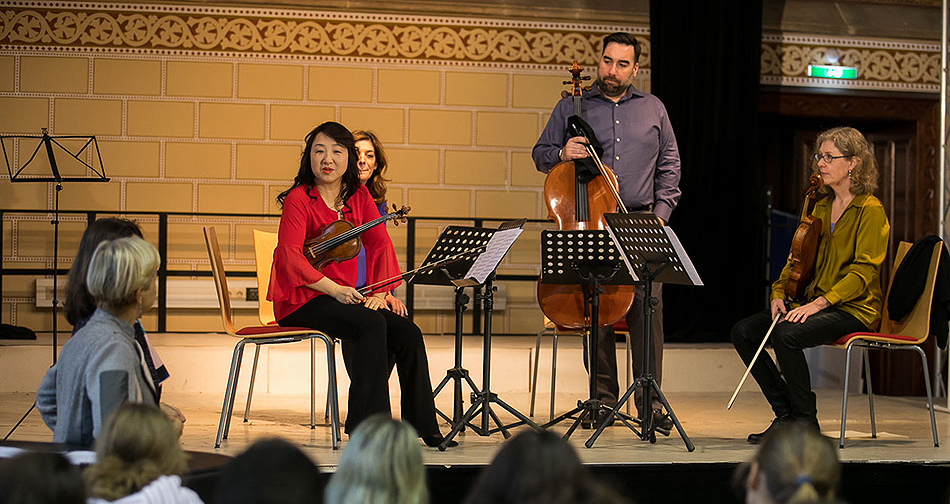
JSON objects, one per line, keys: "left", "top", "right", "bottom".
{"left": 531, "top": 32, "right": 681, "bottom": 428}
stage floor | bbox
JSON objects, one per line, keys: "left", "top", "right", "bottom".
{"left": 3, "top": 388, "right": 949, "bottom": 468}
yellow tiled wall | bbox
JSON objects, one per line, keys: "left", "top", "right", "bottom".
{"left": 0, "top": 4, "right": 651, "bottom": 334}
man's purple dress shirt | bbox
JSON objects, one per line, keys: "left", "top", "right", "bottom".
{"left": 531, "top": 81, "right": 681, "bottom": 223}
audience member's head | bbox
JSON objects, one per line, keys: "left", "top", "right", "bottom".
{"left": 84, "top": 402, "right": 187, "bottom": 501}
{"left": 736, "top": 422, "right": 841, "bottom": 504}
{"left": 86, "top": 236, "right": 160, "bottom": 317}
{"left": 215, "top": 437, "right": 325, "bottom": 504}
{"left": 463, "top": 429, "right": 628, "bottom": 504}
{"left": 65, "top": 218, "right": 143, "bottom": 326}
{"left": 0, "top": 452, "right": 85, "bottom": 504}
{"left": 325, "top": 414, "right": 427, "bottom": 504}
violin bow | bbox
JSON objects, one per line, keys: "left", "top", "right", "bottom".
{"left": 357, "top": 246, "right": 487, "bottom": 296}
{"left": 727, "top": 312, "right": 782, "bottom": 410}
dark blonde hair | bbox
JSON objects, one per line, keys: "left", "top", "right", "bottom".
{"left": 752, "top": 423, "right": 840, "bottom": 504}
{"left": 353, "top": 130, "right": 389, "bottom": 205}
{"left": 84, "top": 403, "right": 188, "bottom": 501}
{"left": 813, "top": 126, "right": 878, "bottom": 196}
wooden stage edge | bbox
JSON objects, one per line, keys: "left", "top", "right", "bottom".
{"left": 4, "top": 390, "right": 950, "bottom": 503}
{"left": 3, "top": 389, "right": 949, "bottom": 466}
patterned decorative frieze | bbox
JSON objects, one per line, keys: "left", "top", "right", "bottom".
{"left": 0, "top": 1, "right": 647, "bottom": 68}
{"left": 761, "top": 33, "right": 940, "bottom": 93}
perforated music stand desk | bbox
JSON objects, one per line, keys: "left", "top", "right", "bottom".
{"left": 585, "top": 211, "right": 702, "bottom": 451}
{"left": 539, "top": 229, "right": 638, "bottom": 443}
{"left": 412, "top": 220, "right": 540, "bottom": 450}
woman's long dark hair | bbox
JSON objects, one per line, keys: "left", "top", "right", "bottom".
{"left": 64, "top": 218, "right": 143, "bottom": 326}
{"left": 277, "top": 121, "right": 361, "bottom": 210}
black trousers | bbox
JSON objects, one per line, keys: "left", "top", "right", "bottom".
{"left": 730, "top": 307, "right": 865, "bottom": 421}
{"left": 279, "top": 295, "right": 439, "bottom": 436}
{"left": 584, "top": 283, "right": 664, "bottom": 413}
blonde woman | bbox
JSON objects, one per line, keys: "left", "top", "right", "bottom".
{"left": 37, "top": 237, "right": 161, "bottom": 447}
{"left": 738, "top": 422, "right": 841, "bottom": 504}
{"left": 85, "top": 402, "right": 199, "bottom": 503}
{"left": 325, "top": 414, "right": 428, "bottom": 504}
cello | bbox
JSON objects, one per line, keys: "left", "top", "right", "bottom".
{"left": 536, "top": 61, "right": 636, "bottom": 329}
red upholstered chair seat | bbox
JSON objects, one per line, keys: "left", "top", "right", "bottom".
{"left": 831, "top": 331, "right": 920, "bottom": 346}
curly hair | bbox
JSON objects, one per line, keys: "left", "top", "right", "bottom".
{"left": 353, "top": 130, "right": 390, "bottom": 205}
{"left": 813, "top": 126, "right": 878, "bottom": 196}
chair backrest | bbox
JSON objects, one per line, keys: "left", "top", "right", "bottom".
{"left": 879, "top": 240, "right": 942, "bottom": 339}
{"left": 252, "top": 229, "right": 279, "bottom": 326}
{"left": 202, "top": 226, "right": 238, "bottom": 335}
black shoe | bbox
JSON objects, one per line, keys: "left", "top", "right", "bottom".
{"left": 747, "top": 415, "right": 792, "bottom": 444}
{"left": 423, "top": 433, "right": 458, "bottom": 448}
{"left": 652, "top": 408, "right": 673, "bottom": 432}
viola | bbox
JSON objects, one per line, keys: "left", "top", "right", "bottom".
{"left": 304, "top": 204, "right": 410, "bottom": 270}
{"left": 536, "top": 61, "right": 636, "bottom": 329}
{"left": 785, "top": 174, "right": 825, "bottom": 300}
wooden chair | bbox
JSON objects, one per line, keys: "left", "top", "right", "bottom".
{"left": 203, "top": 226, "right": 341, "bottom": 449}
{"left": 829, "top": 240, "right": 941, "bottom": 448}
{"left": 252, "top": 229, "right": 339, "bottom": 423}
{"left": 529, "top": 318, "right": 633, "bottom": 421}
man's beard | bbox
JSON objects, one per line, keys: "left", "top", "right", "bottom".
{"left": 597, "top": 77, "right": 628, "bottom": 98}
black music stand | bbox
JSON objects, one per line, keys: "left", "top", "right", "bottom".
{"left": 415, "top": 225, "right": 494, "bottom": 429}
{"left": 539, "top": 229, "right": 639, "bottom": 443}
{"left": 1, "top": 129, "right": 109, "bottom": 361}
{"left": 417, "top": 220, "right": 542, "bottom": 450}
{"left": 585, "top": 212, "right": 702, "bottom": 451}
{"left": 0, "top": 129, "right": 109, "bottom": 440}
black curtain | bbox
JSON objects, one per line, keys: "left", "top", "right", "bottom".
{"left": 651, "top": 0, "right": 765, "bottom": 342}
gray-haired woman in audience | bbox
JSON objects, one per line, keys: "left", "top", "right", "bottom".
{"left": 37, "top": 237, "right": 161, "bottom": 447}
{"left": 325, "top": 414, "right": 428, "bottom": 504}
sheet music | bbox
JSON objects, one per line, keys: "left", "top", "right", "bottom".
{"left": 663, "top": 226, "right": 703, "bottom": 286}
{"left": 465, "top": 228, "right": 522, "bottom": 284}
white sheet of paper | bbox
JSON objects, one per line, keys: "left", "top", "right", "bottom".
{"left": 664, "top": 226, "right": 703, "bottom": 286}
{"left": 465, "top": 228, "right": 522, "bottom": 284}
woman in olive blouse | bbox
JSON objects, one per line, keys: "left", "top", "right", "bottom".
{"left": 732, "top": 127, "right": 890, "bottom": 444}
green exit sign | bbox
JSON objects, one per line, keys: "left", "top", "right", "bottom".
{"left": 807, "top": 65, "right": 857, "bottom": 79}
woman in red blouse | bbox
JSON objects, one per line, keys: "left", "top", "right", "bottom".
{"left": 268, "top": 121, "right": 453, "bottom": 447}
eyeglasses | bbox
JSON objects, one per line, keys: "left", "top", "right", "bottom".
{"left": 813, "top": 153, "right": 850, "bottom": 163}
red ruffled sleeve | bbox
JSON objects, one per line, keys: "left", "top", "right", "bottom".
{"left": 267, "top": 187, "right": 325, "bottom": 320}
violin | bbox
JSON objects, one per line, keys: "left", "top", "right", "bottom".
{"left": 785, "top": 174, "right": 825, "bottom": 300}
{"left": 536, "top": 61, "right": 636, "bottom": 329}
{"left": 304, "top": 204, "right": 410, "bottom": 270}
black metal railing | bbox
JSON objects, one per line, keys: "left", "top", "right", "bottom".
{"left": 0, "top": 209, "right": 549, "bottom": 333}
